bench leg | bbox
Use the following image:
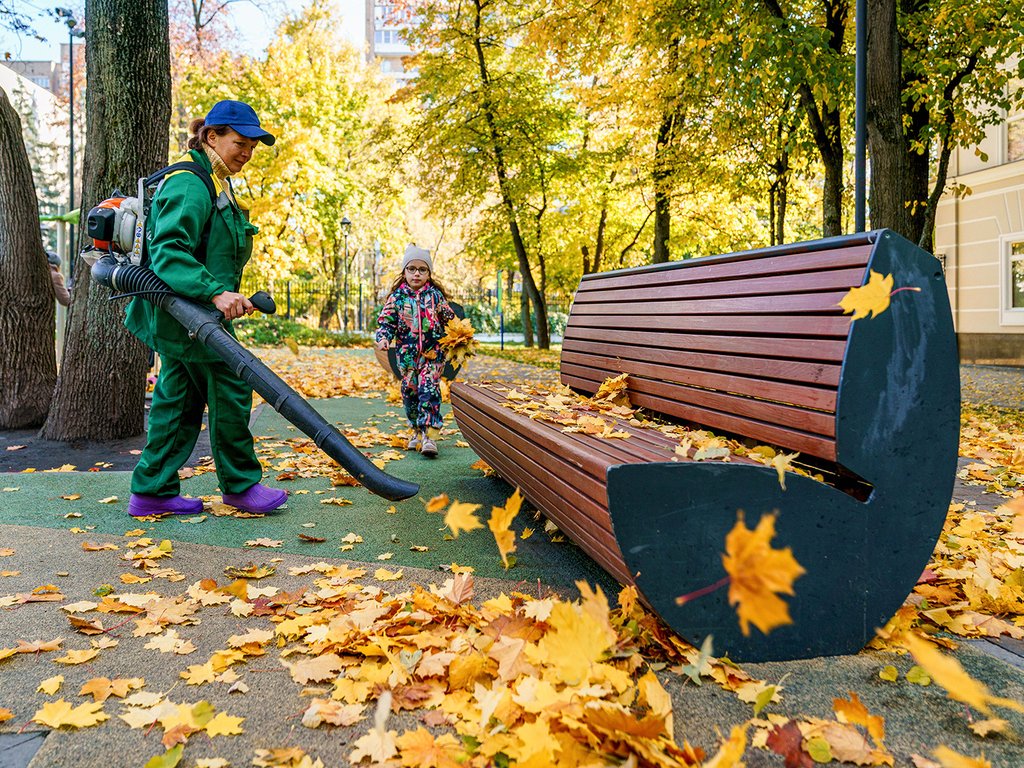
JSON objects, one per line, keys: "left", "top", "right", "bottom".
{"left": 606, "top": 461, "right": 948, "bottom": 662}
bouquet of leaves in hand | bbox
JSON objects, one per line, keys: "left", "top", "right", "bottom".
{"left": 439, "top": 316, "right": 479, "bottom": 369}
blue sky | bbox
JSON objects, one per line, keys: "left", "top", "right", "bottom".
{"left": 2, "top": 0, "right": 364, "bottom": 63}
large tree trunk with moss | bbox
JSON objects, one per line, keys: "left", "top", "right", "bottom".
{"left": 0, "top": 89, "right": 57, "bottom": 428}
{"left": 40, "top": 0, "right": 171, "bottom": 441}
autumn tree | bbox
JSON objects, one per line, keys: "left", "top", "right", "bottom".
{"left": 868, "top": 0, "right": 1023, "bottom": 250}
{"left": 40, "top": 0, "right": 171, "bottom": 441}
{"left": 177, "top": 0, "right": 410, "bottom": 329}
{"left": 0, "top": 88, "right": 57, "bottom": 428}
{"left": 403, "top": 0, "right": 599, "bottom": 348}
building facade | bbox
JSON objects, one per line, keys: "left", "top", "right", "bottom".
{"left": 934, "top": 82, "right": 1024, "bottom": 365}
{"left": 364, "top": 0, "right": 416, "bottom": 83}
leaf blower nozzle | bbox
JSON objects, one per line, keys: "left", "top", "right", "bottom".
{"left": 90, "top": 255, "right": 419, "bottom": 501}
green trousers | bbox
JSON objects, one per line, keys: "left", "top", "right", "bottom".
{"left": 131, "top": 356, "right": 262, "bottom": 497}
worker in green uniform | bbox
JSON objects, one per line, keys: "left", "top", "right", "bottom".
{"left": 125, "top": 100, "right": 287, "bottom": 518}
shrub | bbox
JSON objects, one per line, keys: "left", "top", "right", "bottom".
{"left": 234, "top": 316, "right": 368, "bottom": 348}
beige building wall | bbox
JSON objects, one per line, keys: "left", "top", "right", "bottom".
{"left": 935, "top": 88, "right": 1024, "bottom": 365}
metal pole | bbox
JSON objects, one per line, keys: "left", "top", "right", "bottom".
{"left": 67, "top": 27, "right": 74, "bottom": 218}
{"left": 343, "top": 235, "right": 349, "bottom": 333}
{"left": 854, "top": 0, "right": 867, "bottom": 232}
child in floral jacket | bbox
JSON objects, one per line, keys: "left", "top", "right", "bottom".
{"left": 375, "top": 245, "right": 456, "bottom": 457}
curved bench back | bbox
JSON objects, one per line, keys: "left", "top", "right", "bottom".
{"left": 560, "top": 232, "right": 892, "bottom": 462}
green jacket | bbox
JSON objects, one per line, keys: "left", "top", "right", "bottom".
{"left": 124, "top": 149, "right": 258, "bottom": 362}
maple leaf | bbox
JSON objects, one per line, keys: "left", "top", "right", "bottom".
{"left": 54, "top": 648, "right": 99, "bottom": 665}
{"left": 79, "top": 676, "right": 144, "bottom": 702}
{"left": 901, "top": 632, "right": 1024, "bottom": 715}
{"left": 375, "top": 568, "right": 403, "bottom": 581}
{"left": 425, "top": 493, "right": 450, "bottom": 513}
{"left": 721, "top": 512, "right": 806, "bottom": 636}
{"left": 301, "top": 699, "right": 365, "bottom": 728}
{"left": 245, "top": 538, "right": 283, "bottom": 548}
{"left": 703, "top": 725, "right": 748, "bottom": 768}
{"left": 37, "top": 675, "right": 64, "bottom": 694}
{"left": 282, "top": 653, "right": 345, "bottom": 684}
{"left": 180, "top": 662, "right": 217, "bottom": 685}
{"left": 488, "top": 488, "right": 522, "bottom": 568}
{"left": 0, "top": 708, "right": 12, "bottom": 723}
{"left": 223, "top": 562, "right": 276, "bottom": 579}
{"left": 350, "top": 727, "right": 399, "bottom": 764}
{"left": 444, "top": 501, "right": 483, "bottom": 537}
{"left": 395, "top": 726, "right": 464, "bottom": 768}
{"left": 205, "top": 711, "right": 245, "bottom": 736}
{"left": 144, "top": 744, "right": 184, "bottom": 768}
{"left": 931, "top": 746, "right": 993, "bottom": 768}
{"left": 33, "top": 699, "right": 109, "bottom": 729}
{"left": 536, "top": 600, "right": 616, "bottom": 685}
{"left": 766, "top": 720, "right": 815, "bottom": 768}
{"left": 833, "top": 691, "right": 886, "bottom": 746}
{"left": 838, "top": 270, "right": 894, "bottom": 320}
{"left": 17, "top": 637, "right": 64, "bottom": 653}
{"left": 438, "top": 316, "right": 479, "bottom": 370}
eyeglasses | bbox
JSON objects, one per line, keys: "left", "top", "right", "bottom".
{"left": 405, "top": 266, "right": 430, "bottom": 274}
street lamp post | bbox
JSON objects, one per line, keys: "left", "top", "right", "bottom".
{"left": 55, "top": 8, "right": 81, "bottom": 219}
{"left": 340, "top": 215, "right": 352, "bottom": 333}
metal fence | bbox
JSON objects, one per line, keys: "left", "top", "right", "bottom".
{"left": 240, "top": 277, "right": 572, "bottom": 337}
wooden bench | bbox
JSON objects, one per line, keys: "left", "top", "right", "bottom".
{"left": 451, "top": 229, "right": 960, "bottom": 662}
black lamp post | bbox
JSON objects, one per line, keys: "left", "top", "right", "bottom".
{"left": 340, "top": 215, "right": 352, "bottom": 333}
{"left": 55, "top": 8, "right": 82, "bottom": 220}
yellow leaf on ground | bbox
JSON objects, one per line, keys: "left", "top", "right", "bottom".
{"left": 374, "top": 568, "right": 403, "bottom": 581}
{"left": 833, "top": 691, "right": 886, "bottom": 746}
{"left": 32, "top": 699, "right": 109, "bottom": 728}
{"left": 0, "top": 708, "right": 12, "bottom": 723}
{"left": 205, "top": 711, "right": 245, "bottom": 736}
{"left": 720, "top": 512, "right": 805, "bottom": 636}
{"left": 54, "top": 648, "right": 99, "bottom": 665}
{"left": 37, "top": 675, "right": 64, "bottom": 694}
{"left": 444, "top": 501, "right": 482, "bottom": 537}
{"left": 932, "top": 746, "right": 993, "bottom": 768}
{"left": 393, "top": 729, "right": 462, "bottom": 768}
{"left": 79, "top": 677, "right": 144, "bottom": 702}
{"left": 703, "top": 725, "right": 748, "bottom": 768}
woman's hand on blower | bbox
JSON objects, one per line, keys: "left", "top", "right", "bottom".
{"left": 213, "top": 291, "right": 254, "bottom": 320}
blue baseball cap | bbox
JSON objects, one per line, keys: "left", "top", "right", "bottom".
{"left": 204, "top": 100, "right": 276, "bottom": 145}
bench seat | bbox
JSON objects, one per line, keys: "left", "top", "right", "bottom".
{"left": 451, "top": 230, "right": 960, "bottom": 661}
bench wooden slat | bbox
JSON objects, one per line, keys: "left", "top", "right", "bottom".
{"left": 574, "top": 267, "right": 869, "bottom": 305}
{"left": 562, "top": 328, "right": 848, "bottom": 363}
{"left": 561, "top": 364, "right": 836, "bottom": 432}
{"left": 561, "top": 357, "right": 837, "bottom": 413}
{"left": 561, "top": 372, "right": 838, "bottom": 459}
{"left": 565, "top": 314, "right": 852, "bottom": 336}
{"left": 562, "top": 346, "right": 841, "bottom": 389}
{"left": 570, "top": 291, "right": 850, "bottom": 316}
{"left": 579, "top": 244, "right": 873, "bottom": 291}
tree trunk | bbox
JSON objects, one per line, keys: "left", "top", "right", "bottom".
{"left": 470, "top": 0, "right": 549, "bottom": 349}
{"left": 652, "top": 106, "right": 677, "bottom": 264}
{"left": 866, "top": 0, "right": 912, "bottom": 239}
{"left": 40, "top": 0, "right": 171, "bottom": 441}
{"left": 0, "top": 89, "right": 57, "bottom": 428}
{"left": 520, "top": 289, "right": 533, "bottom": 348}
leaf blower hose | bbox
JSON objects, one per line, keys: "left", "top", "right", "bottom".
{"left": 90, "top": 255, "right": 419, "bottom": 501}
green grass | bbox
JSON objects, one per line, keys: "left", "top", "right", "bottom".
{"left": 235, "top": 316, "right": 369, "bottom": 348}
{"left": 477, "top": 343, "right": 562, "bottom": 369}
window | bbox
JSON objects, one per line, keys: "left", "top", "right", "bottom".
{"left": 1009, "top": 118, "right": 1024, "bottom": 163}
{"left": 1012, "top": 241, "right": 1024, "bottom": 310}
{"left": 1001, "top": 236, "right": 1024, "bottom": 325}
{"left": 374, "top": 29, "right": 403, "bottom": 45}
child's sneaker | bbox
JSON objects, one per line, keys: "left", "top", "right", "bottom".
{"left": 419, "top": 437, "right": 438, "bottom": 458}
{"left": 406, "top": 431, "right": 422, "bottom": 451}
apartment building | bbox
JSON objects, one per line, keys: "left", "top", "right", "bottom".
{"left": 364, "top": 0, "right": 416, "bottom": 83}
